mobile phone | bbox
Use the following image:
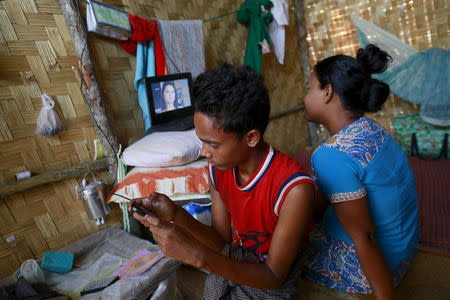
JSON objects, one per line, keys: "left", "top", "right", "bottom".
{"left": 80, "top": 276, "right": 119, "bottom": 295}
{"left": 131, "top": 201, "right": 154, "bottom": 217}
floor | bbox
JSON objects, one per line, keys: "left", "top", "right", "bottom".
{"left": 176, "top": 247, "right": 450, "bottom": 300}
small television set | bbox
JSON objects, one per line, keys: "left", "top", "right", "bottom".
{"left": 145, "top": 73, "right": 194, "bottom": 133}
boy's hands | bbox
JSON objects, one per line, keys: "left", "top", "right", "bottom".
{"left": 129, "top": 192, "right": 204, "bottom": 267}
{"left": 136, "top": 213, "right": 203, "bottom": 267}
{"left": 129, "top": 192, "right": 178, "bottom": 222}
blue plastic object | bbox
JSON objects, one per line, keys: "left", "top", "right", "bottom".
{"left": 40, "top": 251, "right": 74, "bottom": 273}
{"left": 183, "top": 202, "right": 211, "bottom": 225}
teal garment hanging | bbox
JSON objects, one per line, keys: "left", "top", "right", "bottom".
{"left": 377, "top": 48, "right": 450, "bottom": 127}
{"left": 134, "top": 41, "right": 156, "bottom": 132}
{"left": 237, "top": 0, "right": 273, "bottom": 73}
{"left": 352, "top": 15, "right": 450, "bottom": 127}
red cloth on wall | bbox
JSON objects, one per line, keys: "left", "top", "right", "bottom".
{"left": 120, "top": 14, "right": 167, "bottom": 75}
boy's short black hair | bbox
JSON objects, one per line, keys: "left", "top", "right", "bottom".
{"left": 193, "top": 63, "right": 270, "bottom": 137}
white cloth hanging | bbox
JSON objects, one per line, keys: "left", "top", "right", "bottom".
{"left": 269, "top": 0, "right": 289, "bottom": 64}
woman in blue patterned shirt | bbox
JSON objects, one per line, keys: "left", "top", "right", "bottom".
{"left": 301, "top": 44, "right": 419, "bottom": 300}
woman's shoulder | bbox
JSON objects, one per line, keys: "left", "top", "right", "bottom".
{"left": 312, "top": 145, "right": 358, "bottom": 171}
{"left": 316, "top": 117, "right": 390, "bottom": 167}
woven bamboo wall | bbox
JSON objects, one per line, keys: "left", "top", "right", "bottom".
{"left": 0, "top": 0, "right": 308, "bottom": 278}
{"left": 90, "top": 0, "right": 310, "bottom": 155}
{"left": 0, "top": 0, "right": 122, "bottom": 278}
{"left": 304, "top": 0, "right": 449, "bottom": 140}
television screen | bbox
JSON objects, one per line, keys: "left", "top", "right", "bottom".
{"left": 149, "top": 78, "right": 192, "bottom": 114}
{"left": 145, "top": 73, "right": 194, "bottom": 127}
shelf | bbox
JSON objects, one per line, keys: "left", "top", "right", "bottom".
{"left": 0, "top": 159, "right": 109, "bottom": 199}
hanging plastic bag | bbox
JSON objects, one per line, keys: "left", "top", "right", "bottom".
{"left": 35, "top": 93, "right": 64, "bottom": 136}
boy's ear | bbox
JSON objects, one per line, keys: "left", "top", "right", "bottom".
{"left": 323, "top": 84, "right": 333, "bottom": 104}
{"left": 246, "top": 129, "right": 260, "bottom": 147}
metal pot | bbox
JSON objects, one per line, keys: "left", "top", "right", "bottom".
{"left": 77, "top": 174, "right": 110, "bottom": 221}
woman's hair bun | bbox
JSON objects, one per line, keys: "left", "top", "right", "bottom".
{"left": 361, "top": 78, "right": 390, "bottom": 113}
{"left": 356, "top": 44, "right": 392, "bottom": 75}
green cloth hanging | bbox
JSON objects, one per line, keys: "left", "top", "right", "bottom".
{"left": 114, "top": 145, "right": 132, "bottom": 232}
{"left": 237, "top": 0, "right": 273, "bottom": 73}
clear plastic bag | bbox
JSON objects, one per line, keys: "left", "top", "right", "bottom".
{"left": 35, "top": 93, "right": 64, "bottom": 136}
{"left": 19, "top": 259, "right": 46, "bottom": 284}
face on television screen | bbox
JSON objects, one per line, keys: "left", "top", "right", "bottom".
{"left": 150, "top": 78, "right": 192, "bottom": 114}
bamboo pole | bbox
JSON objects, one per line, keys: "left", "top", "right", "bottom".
{"left": 58, "top": 0, "right": 119, "bottom": 179}
{"left": 294, "top": 0, "right": 320, "bottom": 146}
{"left": 0, "top": 159, "right": 108, "bottom": 199}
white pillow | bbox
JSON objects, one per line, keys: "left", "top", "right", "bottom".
{"left": 123, "top": 129, "right": 202, "bottom": 167}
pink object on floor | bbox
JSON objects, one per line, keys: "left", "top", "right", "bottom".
{"left": 113, "top": 249, "right": 164, "bottom": 278}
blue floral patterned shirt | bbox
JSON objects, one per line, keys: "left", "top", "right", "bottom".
{"left": 312, "top": 117, "right": 419, "bottom": 269}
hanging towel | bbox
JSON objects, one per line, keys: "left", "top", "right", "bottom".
{"left": 121, "top": 15, "right": 167, "bottom": 76}
{"left": 269, "top": 0, "right": 289, "bottom": 64}
{"left": 157, "top": 20, "right": 205, "bottom": 78}
{"left": 134, "top": 41, "right": 155, "bottom": 132}
{"left": 237, "top": 0, "right": 273, "bottom": 73}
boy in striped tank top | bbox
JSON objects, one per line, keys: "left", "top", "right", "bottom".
{"left": 132, "top": 64, "right": 315, "bottom": 299}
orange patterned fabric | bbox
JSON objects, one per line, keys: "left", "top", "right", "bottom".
{"left": 108, "top": 163, "right": 209, "bottom": 203}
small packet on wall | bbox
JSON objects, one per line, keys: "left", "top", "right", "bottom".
{"left": 35, "top": 93, "right": 64, "bottom": 136}
{"left": 86, "top": 0, "right": 131, "bottom": 40}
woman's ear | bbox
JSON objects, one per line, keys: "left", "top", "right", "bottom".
{"left": 246, "top": 129, "right": 261, "bottom": 147}
{"left": 323, "top": 84, "right": 333, "bottom": 103}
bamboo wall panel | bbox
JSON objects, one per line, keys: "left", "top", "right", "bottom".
{"left": 0, "top": 0, "right": 122, "bottom": 278}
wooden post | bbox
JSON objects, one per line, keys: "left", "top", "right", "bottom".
{"left": 294, "top": 0, "right": 320, "bottom": 146}
{"left": 58, "top": 0, "right": 119, "bottom": 180}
